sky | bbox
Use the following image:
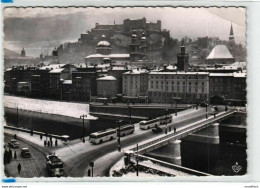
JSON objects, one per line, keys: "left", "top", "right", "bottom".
{"left": 3, "top": 7, "right": 246, "bottom": 56}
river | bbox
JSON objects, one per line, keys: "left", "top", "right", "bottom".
{"left": 4, "top": 108, "right": 122, "bottom": 140}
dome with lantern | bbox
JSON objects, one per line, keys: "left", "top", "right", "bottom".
{"left": 97, "top": 35, "right": 111, "bottom": 47}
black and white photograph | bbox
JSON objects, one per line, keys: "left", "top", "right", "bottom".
{"left": 2, "top": 7, "right": 247, "bottom": 179}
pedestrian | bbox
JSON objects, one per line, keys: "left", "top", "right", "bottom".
{"left": 14, "top": 151, "right": 17, "bottom": 159}
{"left": 174, "top": 127, "right": 176, "bottom": 133}
{"left": 9, "top": 148, "right": 13, "bottom": 160}
{"left": 44, "top": 140, "right": 46, "bottom": 147}
{"left": 88, "top": 169, "right": 91, "bottom": 177}
{"left": 55, "top": 139, "right": 58, "bottom": 146}
{"left": 169, "top": 126, "right": 172, "bottom": 132}
{"left": 40, "top": 135, "right": 43, "bottom": 140}
{"left": 17, "top": 163, "right": 21, "bottom": 175}
{"left": 47, "top": 141, "right": 50, "bottom": 147}
{"left": 50, "top": 140, "right": 53, "bottom": 147}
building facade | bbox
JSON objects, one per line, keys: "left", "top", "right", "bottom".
{"left": 123, "top": 68, "right": 149, "bottom": 97}
{"left": 97, "top": 76, "right": 118, "bottom": 98}
{"left": 148, "top": 72, "right": 209, "bottom": 103}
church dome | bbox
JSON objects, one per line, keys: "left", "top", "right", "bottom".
{"left": 97, "top": 34, "right": 111, "bottom": 47}
{"left": 97, "top": 41, "right": 111, "bottom": 47}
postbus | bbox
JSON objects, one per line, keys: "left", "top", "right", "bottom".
{"left": 139, "top": 118, "right": 161, "bottom": 130}
{"left": 160, "top": 115, "right": 172, "bottom": 125}
{"left": 118, "top": 124, "right": 135, "bottom": 136}
{"left": 89, "top": 128, "right": 117, "bottom": 144}
{"left": 139, "top": 115, "right": 172, "bottom": 130}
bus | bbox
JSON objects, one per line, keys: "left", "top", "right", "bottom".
{"left": 89, "top": 128, "right": 117, "bottom": 144}
{"left": 139, "top": 115, "right": 172, "bottom": 130}
{"left": 160, "top": 115, "right": 172, "bottom": 125}
{"left": 139, "top": 118, "right": 160, "bottom": 130}
{"left": 118, "top": 124, "right": 135, "bottom": 136}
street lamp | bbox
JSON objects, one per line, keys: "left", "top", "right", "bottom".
{"left": 128, "top": 105, "right": 132, "bottom": 125}
{"left": 165, "top": 109, "right": 168, "bottom": 134}
{"left": 206, "top": 102, "right": 208, "bottom": 119}
{"left": 116, "top": 119, "right": 123, "bottom": 152}
{"left": 172, "top": 97, "right": 181, "bottom": 116}
{"left": 80, "top": 114, "right": 87, "bottom": 143}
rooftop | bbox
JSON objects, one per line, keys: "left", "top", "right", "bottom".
{"left": 86, "top": 54, "right": 130, "bottom": 59}
{"left": 149, "top": 71, "right": 209, "bottom": 75}
{"left": 206, "top": 44, "right": 234, "bottom": 60}
{"left": 40, "top": 64, "right": 66, "bottom": 70}
{"left": 49, "top": 68, "right": 65, "bottom": 73}
{"left": 97, "top": 75, "right": 117, "bottom": 81}
{"left": 124, "top": 69, "right": 149, "bottom": 75}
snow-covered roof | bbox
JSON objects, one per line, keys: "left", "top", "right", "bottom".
{"left": 200, "top": 66, "right": 238, "bottom": 70}
{"left": 231, "top": 62, "right": 247, "bottom": 68}
{"left": 233, "top": 72, "right": 246, "bottom": 78}
{"left": 209, "top": 73, "right": 234, "bottom": 77}
{"left": 62, "top": 80, "right": 72, "bottom": 84}
{"left": 206, "top": 44, "right": 234, "bottom": 60}
{"left": 40, "top": 64, "right": 66, "bottom": 70}
{"left": 149, "top": 71, "right": 209, "bottom": 75}
{"left": 49, "top": 68, "right": 65, "bottom": 73}
{"left": 97, "top": 75, "right": 117, "bottom": 81}
{"left": 110, "top": 66, "right": 127, "bottom": 70}
{"left": 86, "top": 54, "right": 130, "bottom": 59}
{"left": 124, "top": 69, "right": 149, "bottom": 75}
{"left": 166, "top": 65, "right": 177, "bottom": 70}
{"left": 97, "top": 41, "right": 111, "bottom": 47}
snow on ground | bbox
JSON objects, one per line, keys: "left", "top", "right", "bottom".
{"left": 109, "top": 156, "right": 190, "bottom": 177}
{"left": 4, "top": 95, "right": 97, "bottom": 120}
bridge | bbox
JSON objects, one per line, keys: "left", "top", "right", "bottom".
{"left": 124, "top": 109, "right": 237, "bottom": 175}
{"left": 127, "top": 109, "right": 236, "bottom": 154}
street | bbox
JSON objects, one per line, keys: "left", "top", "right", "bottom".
{"left": 4, "top": 134, "right": 50, "bottom": 177}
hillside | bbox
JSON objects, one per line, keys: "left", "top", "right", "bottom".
{"left": 4, "top": 48, "right": 21, "bottom": 59}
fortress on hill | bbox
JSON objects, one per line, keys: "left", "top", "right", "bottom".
{"left": 79, "top": 18, "right": 165, "bottom": 42}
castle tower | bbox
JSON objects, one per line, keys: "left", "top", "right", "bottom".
{"left": 21, "top": 47, "right": 26, "bottom": 57}
{"left": 177, "top": 39, "right": 189, "bottom": 72}
{"left": 229, "top": 23, "right": 235, "bottom": 49}
{"left": 52, "top": 47, "right": 59, "bottom": 63}
{"left": 140, "top": 32, "right": 148, "bottom": 60}
{"left": 130, "top": 30, "right": 140, "bottom": 61}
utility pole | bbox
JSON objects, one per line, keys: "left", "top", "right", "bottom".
{"left": 16, "top": 107, "right": 19, "bottom": 127}
{"left": 172, "top": 97, "right": 181, "bottom": 116}
{"left": 165, "top": 109, "right": 168, "bottom": 134}
{"left": 136, "top": 144, "right": 139, "bottom": 176}
{"left": 117, "top": 119, "right": 122, "bottom": 152}
{"left": 80, "top": 114, "right": 87, "bottom": 143}
{"left": 206, "top": 103, "right": 208, "bottom": 119}
{"left": 128, "top": 105, "right": 132, "bottom": 125}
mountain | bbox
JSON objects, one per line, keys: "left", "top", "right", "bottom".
{"left": 4, "top": 48, "right": 21, "bottom": 59}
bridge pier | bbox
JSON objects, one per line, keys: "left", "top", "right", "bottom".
{"left": 146, "top": 139, "right": 182, "bottom": 166}
{"left": 168, "top": 139, "right": 182, "bottom": 166}
{"left": 183, "top": 123, "right": 220, "bottom": 144}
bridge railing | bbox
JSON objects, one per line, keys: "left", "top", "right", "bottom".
{"left": 131, "top": 109, "right": 236, "bottom": 152}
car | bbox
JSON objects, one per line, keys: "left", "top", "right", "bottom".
{"left": 152, "top": 125, "right": 163, "bottom": 134}
{"left": 46, "top": 153, "right": 64, "bottom": 177}
{"left": 21, "top": 148, "right": 31, "bottom": 158}
{"left": 8, "top": 139, "right": 19, "bottom": 148}
{"left": 200, "top": 102, "right": 208, "bottom": 107}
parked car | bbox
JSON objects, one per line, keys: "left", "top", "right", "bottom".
{"left": 21, "top": 148, "right": 31, "bottom": 158}
{"left": 8, "top": 139, "right": 19, "bottom": 148}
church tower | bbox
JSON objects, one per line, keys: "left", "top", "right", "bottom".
{"left": 130, "top": 30, "right": 140, "bottom": 61}
{"left": 21, "top": 47, "right": 26, "bottom": 57}
{"left": 177, "top": 39, "right": 189, "bottom": 72}
{"left": 229, "top": 23, "right": 235, "bottom": 49}
{"left": 140, "top": 32, "right": 148, "bottom": 60}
